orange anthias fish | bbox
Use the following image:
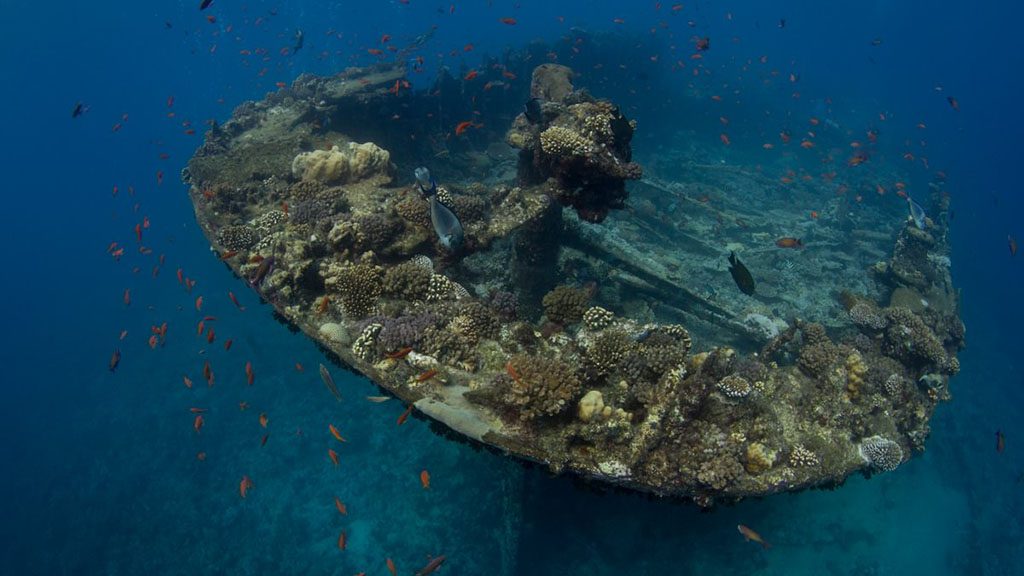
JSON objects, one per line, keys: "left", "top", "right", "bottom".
{"left": 194, "top": 414, "right": 204, "bottom": 434}
{"left": 337, "top": 531, "right": 348, "bottom": 551}
{"left": 108, "top": 348, "right": 121, "bottom": 372}
{"left": 245, "top": 361, "right": 254, "bottom": 386}
{"left": 329, "top": 423, "right": 347, "bottom": 443}
{"left": 259, "top": 413, "right": 269, "bottom": 428}
{"left": 328, "top": 448, "right": 340, "bottom": 466}
{"left": 240, "top": 475, "right": 254, "bottom": 498}
{"left": 195, "top": 296, "right": 203, "bottom": 311}
{"left": 123, "top": 288, "right": 131, "bottom": 306}
{"left": 420, "top": 469, "right": 431, "bottom": 489}
{"left": 386, "top": 558, "right": 397, "bottom": 576}
{"left": 737, "top": 524, "right": 771, "bottom": 549}
{"left": 719, "top": 133, "right": 731, "bottom": 145}
{"left": 996, "top": 430, "right": 1005, "bottom": 453}
{"left": 1009, "top": 235, "right": 1017, "bottom": 256}
{"left": 334, "top": 496, "right": 348, "bottom": 515}
{"left": 499, "top": 17, "right": 517, "bottom": 25}
{"left": 775, "top": 237, "right": 803, "bottom": 249}
{"left": 454, "top": 120, "right": 481, "bottom": 136}
{"left": 397, "top": 404, "right": 414, "bottom": 426}
{"left": 463, "top": 69, "right": 478, "bottom": 81}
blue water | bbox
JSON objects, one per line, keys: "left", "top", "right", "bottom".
{"left": 2, "top": 1, "right": 1022, "bottom": 574}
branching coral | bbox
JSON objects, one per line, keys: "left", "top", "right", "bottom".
{"left": 539, "top": 126, "right": 592, "bottom": 157}
{"left": 217, "top": 225, "right": 259, "bottom": 251}
{"left": 542, "top": 285, "right": 589, "bottom": 325}
{"left": 324, "top": 263, "right": 382, "bottom": 318}
{"left": 697, "top": 454, "right": 744, "bottom": 490}
{"left": 504, "top": 353, "right": 582, "bottom": 421}
{"left": 858, "top": 436, "right": 904, "bottom": 472}
{"left": 382, "top": 261, "right": 432, "bottom": 301}
{"left": 883, "top": 307, "right": 951, "bottom": 372}
{"left": 585, "top": 330, "right": 632, "bottom": 376}
{"left": 583, "top": 306, "right": 615, "bottom": 331}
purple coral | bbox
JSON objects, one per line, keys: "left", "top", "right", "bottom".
{"left": 489, "top": 290, "right": 519, "bottom": 320}
{"left": 360, "top": 313, "right": 442, "bottom": 352}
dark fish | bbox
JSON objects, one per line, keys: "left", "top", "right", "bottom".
{"left": 415, "top": 555, "right": 447, "bottom": 576}
{"left": 429, "top": 196, "right": 464, "bottom": 251}
{"left": 319, "top": 363, "right": 342, "bottom": 401}
{"left": 947, "top": 96, "right": 959, "bottom": 111}
{"left": 728, "top": 251, "right": 755, "bottom": 295}
{"left": 414, "top": 167, "right": 463, "bottom": 251}
{"left": 524, "top": 98, "right": 543, "bottom": 124}
{"left": 778, "top": 19, "right": 786, "bottom": 28}
{"left": 72, "top": 102, "right": 86, "bottom": 118}
{"left": 996, "top": 430, "right": 1005, "bottom": 453}
{"left": 292, "top": 29, "right": 304, "bottom": 53}
{"left": 199, "top": 0, "right": 213, "bottom": 10}
{"left": 109, "top": 348, "right": 121, "bottom": 372}
{"left": 870, "top": 37, "right": 883, "bottom": 46}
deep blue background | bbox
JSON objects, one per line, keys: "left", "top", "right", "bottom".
{"left": 2, "top": 1, "right": 1021, "bottom": 574}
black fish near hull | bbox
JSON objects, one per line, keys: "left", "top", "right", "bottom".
{"left": 728, "top": 251, "right": 755, "bottom": 295}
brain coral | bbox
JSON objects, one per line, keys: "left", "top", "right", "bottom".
{"left": 504, "top": 353, "right": 582, "bottom": 421}
{"left": 858, "top": 435, "right": 904, "bottom": 472}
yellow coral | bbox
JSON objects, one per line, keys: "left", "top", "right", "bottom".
{"left": 745, "top": 442, "right": 776, "bottom": 475}
{"left": 539, "top": 126, "right": 591, "bottom": 157}
{"left": 845, "top": 351, "right": 867, "bottom": 400}
{"left": 291, "top": 142, "right": 392, "bottom": 184}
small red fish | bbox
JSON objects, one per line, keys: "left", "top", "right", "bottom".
{"left": 148, "top": 335, "right": 158, "bottom": 349}
{"left": 329, "top": 423, "right": 346, "bottom": 443}
{"left": 420, "top": 469, "right": 430, "bottom": 489}
{"left": 183, "top": 375, "right": 193, "bottom": 389}
{"left": 775, "top": 237, "right": 803, "bottom": 249}
{"left": 1009, "top": 235, "right": 1017, "bottom": 257}
{"left": 416, "top": 369, "right": 438, "bottom": 382}
{"left": 240, "top": 475, "right": 254, "bottom": 498}
{"left": 996, "top": 430, "right": 1005, "bottom": 453}
{"left": 108, "top": 348, "right": 121, "bottom": 372}
{"left": 947, "top": 96, "right": 959, "bottom": 111}
{"left": 397, "top": 404, "right": 414, "bottom": 426}
{"left": 224, "top": 338, "right": 233, "bottom": 351}
{"left": 386, "top": 558, "right": 397, "bottom": 576}
{"left": 385, "top": 347, "right": 413, "bottom": 359}
{"left": 228, "top": 291, "right": 245, "bottom": 311}
{"left": 328, "top": 448, "right": 340, "bottom": 466}
{"left": 334, "top": 496, "right": 348, "bottom": 515}
{"left": 260, "top": 433, "right": 269, "bottom": 447}
{"left": 259, "top": 413, "right": 268, "bottom": 428}
{"left": 193, "top": 414, "right": 204, "bottom": 434}
{"left": 337, "top": 531, "right": 348, "bottom": 551}
{"left": 463, "top": 69, "right": 478, "bottom": 81}
{"left": 245, "top": 361, "right": 254, "bottom": 386}
{"left": 123, "top": 288, "right": 131, "bottom": 306}
{"left": 719, "top": 133, "right": 731, "bottom": 146}
{"left": 499, "top": 17, "right": 517, "bottom": 25}
{"left": 195, "top": 296, "right": 203, "bottom": 311}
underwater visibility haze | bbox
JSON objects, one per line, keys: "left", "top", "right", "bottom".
{"left": 2, "top": 1, "right": 1023, "bottom": 574}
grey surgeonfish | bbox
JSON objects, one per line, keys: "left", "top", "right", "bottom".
{"left": 907, "top": 196, "right": 926, "bottom": 230}
{"left": 414, "top": 167, "right": 464, "bottom": 251}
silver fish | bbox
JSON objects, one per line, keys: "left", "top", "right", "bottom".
{"left": 319, "top": 363, "right": 342, "bottom": 401}
{"left": 907, "top": 196, "right": 926, "bottom": 230}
